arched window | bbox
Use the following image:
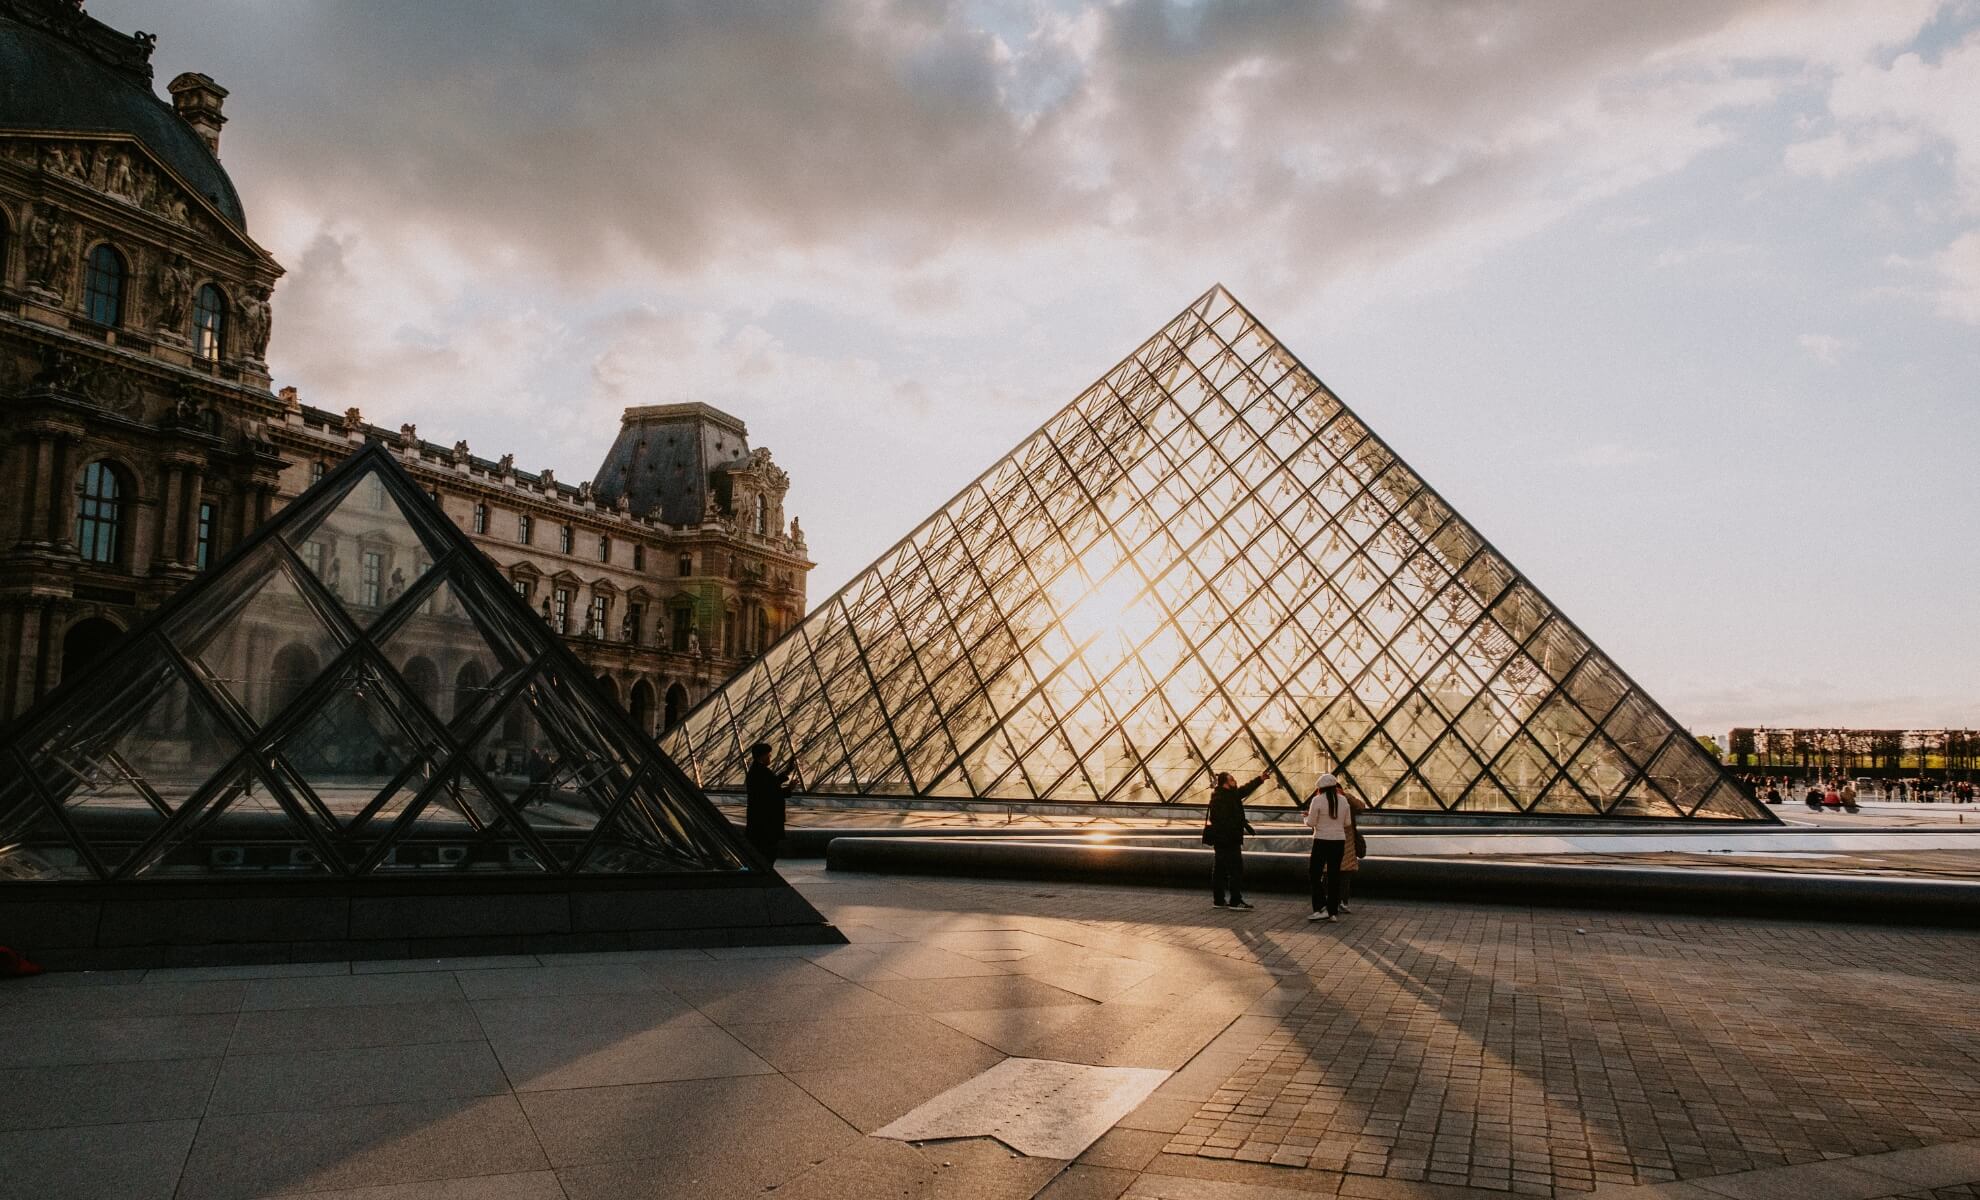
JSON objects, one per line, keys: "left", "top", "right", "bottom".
{"left": 75, "top": 460, "right": 124, "bottom": 564}
{"left": 192, "top": 283, "right": 226, "bottom": 362}
{"left": 83, "top": 244, "right": 126, "bottom": 327}
{"left": 753, "top": 493, "right": 767, "bottom": 535}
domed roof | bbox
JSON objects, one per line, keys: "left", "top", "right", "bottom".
{"left": 0, "top": 3, "right": 246, "bottom": 230}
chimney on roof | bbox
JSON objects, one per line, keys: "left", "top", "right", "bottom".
{"left": 167, "top": 72, "right": 228, "bottom": 156}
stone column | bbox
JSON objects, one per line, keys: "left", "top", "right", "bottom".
{"left": 157, "top": 461, "right": 186, "bottom": 566}
{"left": 13, "top": 432, "right": 53, "bottom": 548}
{"left": 178, "top": 465, "right": 207, "bottom": 568}
{"left": 46, "top": 433, "right": 77, "bottom": 548}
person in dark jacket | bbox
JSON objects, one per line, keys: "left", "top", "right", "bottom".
{"left": 744, "top": 742, "right": 794, "bottom": 864}
{"left": 1207, "top": 770, "right": 1264, "bottom": 910}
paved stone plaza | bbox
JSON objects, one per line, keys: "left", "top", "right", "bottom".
{"left": 5, "top": 864, "right": 1979, "bottom": 1199}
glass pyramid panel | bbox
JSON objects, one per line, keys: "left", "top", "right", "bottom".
{"left": 283, "top": 466, "right": 450, "bottom": 628}
{"left": 165, "top": 544, "right": 352, "bottom": 726}
{"left": 664, "top": 286, "right": 1773, "bottom": 821}
{"left": 0, "top": 444, "right": 776, "bottom": 882}
{"left": 4, "top": 652, "right": 242, "bottom": 876}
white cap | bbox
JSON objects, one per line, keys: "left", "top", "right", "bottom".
{"left": 1314, "top": 773, "right": 1339, "bottom": 791}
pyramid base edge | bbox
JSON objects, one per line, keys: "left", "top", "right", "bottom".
{"left": 0, "top": 875, "right": 844, "bottom": 972}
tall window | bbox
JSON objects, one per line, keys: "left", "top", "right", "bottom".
{"left": 677, "top": 552, "right": 693, "bottom": 577}
{"left": 632, "top": 544, "right": 645, "bottom": 571}
{"left": 74, "top": 460, "right": 123, "bottom": 564}
{"left": 310, "top": 461, "right": 326, "bottom": 486}
{"left": 472, "top": 503, "right": 487, "bottom": 534}
{"left": 588, "top": 595, "right": 608, "bottom": 638}
{"left": 192, "top": 284, "right": 226, "bottom": 362}
{"left": 366, "top": 475, "right": 387, "bottom": 510}
{"left": 626, "top": 602, "right": 644, "bottom": 645}
{"left": 553, "top": 586, "right": 573, "bottom": 634}
{"left": 597, "top": 535, "right": 611, "bottom": 562}
{"left": 83, "top": 244, "right": 126, "bottom": 326}
{"left": 195, "top": 501, "right": 215, "bottom": 570}
{"left": 360, "top": 551, "right": 384, "bottom": 607}
{"left": 513, "top": 578, "right": 532, "bottom": 601}
{"left": 302, "top": 540, "right": 325, "bottom": 578}
{"left": 517, "top": 513, "right": 532, "bottom": 544}
{"left": 559, "top": 524, "right": 574, "bottom": 554}
{"left": 753, "top": 493, "right": 767, "bottom": 535}
{"left": 671, "top": 605, "right": 693, "bottom": 651}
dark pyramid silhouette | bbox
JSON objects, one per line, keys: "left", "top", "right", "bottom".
{"left": 0, "top": 443, "right": 834, "bottom": 960}
{"left": 666, "top": 286, "right": 1774, "bottom": 822}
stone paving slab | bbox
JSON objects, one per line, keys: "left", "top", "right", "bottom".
{"left": 4, "top": 863, "right": 1978, "bottom": 1199}
{"left": 877, "top": 1057, "right": 1172, "bottom": 1157}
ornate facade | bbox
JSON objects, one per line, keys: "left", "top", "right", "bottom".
{"left": 265, "top": 399, "right": 810, "bottom": 736}
{"left": 0, "top": 0, "right": 809, "bottom": 728}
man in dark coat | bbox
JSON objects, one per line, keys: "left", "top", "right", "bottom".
{"left": 744, "top": 742, "right": 794, "bottom": 864}
{"left": 1207, "top": 770, "right": 1264, "bottom": 910}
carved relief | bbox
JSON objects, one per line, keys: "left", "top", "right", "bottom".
{"left": 9, "top": 138, "right": 204, "bottom": 230}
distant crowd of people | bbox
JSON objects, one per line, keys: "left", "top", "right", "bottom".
{"left": 1739, "top": 773, "right": 1977, "bottom": 812}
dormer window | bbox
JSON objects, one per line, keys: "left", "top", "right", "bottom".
{"left": 84, "top": 244, "right": 126, "bottom": 327}
{"left": 192, "top": 284, "right": 227, "bottom": 362}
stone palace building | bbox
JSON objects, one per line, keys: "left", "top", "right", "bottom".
{"left": 0, "top": 0, "right": 810, "bottom": 729}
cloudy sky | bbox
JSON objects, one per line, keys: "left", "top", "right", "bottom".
{"left": 104, "top": 0, "right": 1979, "bottom": 734}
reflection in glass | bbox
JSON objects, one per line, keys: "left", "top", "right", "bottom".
{"left": 0, "top": 452, "right": 765, "bottom": 880}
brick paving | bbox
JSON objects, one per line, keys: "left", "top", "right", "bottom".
{"left": 844, "top": 872, "right": 1980, "bottom": 1196}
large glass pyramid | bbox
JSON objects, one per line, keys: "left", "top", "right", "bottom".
{"left": 0, "top": 444, "right": 763, "bottom": 883}
{"left": 666, "top": 287, "right": 1773, "bottom": 822}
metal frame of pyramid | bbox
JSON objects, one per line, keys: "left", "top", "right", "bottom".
{"left": 666, "top": 287, "right": 1776, "bottom": 823}
{"left": 0, "top": 443, "right": 836, "bottom": 965}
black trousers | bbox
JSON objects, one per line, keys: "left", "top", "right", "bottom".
{"left": 1211, "top": 843, "right": 1245, "bottom": 904}
{"left": 1310, "top": 839, "right": 1345, "bottom": 915}
{"left": 747, "top": 830, "right": 780, "bottom": 864}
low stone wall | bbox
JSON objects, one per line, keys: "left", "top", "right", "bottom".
{"left": 824, "top": 836, "right": 1980, "bottom": 927}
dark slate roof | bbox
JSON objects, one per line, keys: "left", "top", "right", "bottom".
{"left": 592, "top": 405, "right": 751, "bottom": 526}
{"left": 0, "top": 11, "right": 247, "bottom": 229}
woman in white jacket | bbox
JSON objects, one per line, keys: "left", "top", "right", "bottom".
{"left": 1304, "top": 772, "right": 1363, "bottom": 922}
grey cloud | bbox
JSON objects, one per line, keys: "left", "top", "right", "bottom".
{"left": 106, "top": 0, "right": 1834, "bottom": 284}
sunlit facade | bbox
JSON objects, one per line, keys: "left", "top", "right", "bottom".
{"left": 668, "top": 287, "right": 1771, "bottom": 821}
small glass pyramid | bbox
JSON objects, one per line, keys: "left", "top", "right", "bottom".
{"left": 0, "top": 445, "right": 757, "bottom": 882}
{"left": 665, "top": 286, "right": 1773, "bottom": 822}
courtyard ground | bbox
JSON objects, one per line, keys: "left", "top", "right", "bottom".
{"left": 4, "top": 863, "right": 1979, "bottom": 1199}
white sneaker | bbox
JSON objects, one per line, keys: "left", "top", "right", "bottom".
{"left": 1326, "top": 913, "right": 1338, "bottom": 923}
{"left": 1212, "top": 901, "right": 1227, "bottom": 909}
{"left": 1337, "top": 904, "right": 1352, "bottom": 914}
{"left": 1307, "top": 911, "right": 1325, "bottom": 921}
{"left": 1229, "top": 901, "right": 1254, "bottom": 911}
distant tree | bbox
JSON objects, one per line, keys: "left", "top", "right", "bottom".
{"left": 1729, "top": 728, "right": 1756, "bottom": 767}
{"left": 1696, "top": 734, "right": 1725, "bottom": 763}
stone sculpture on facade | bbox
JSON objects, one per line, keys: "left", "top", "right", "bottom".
{"left": 152, "top": 252, "right": 193, "bottom": 330}
{"left": 240, "top": 286, "right": 272, "bottom": 359}
{"left": 23, "top": 202, "right": 68, "bottom": 294}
